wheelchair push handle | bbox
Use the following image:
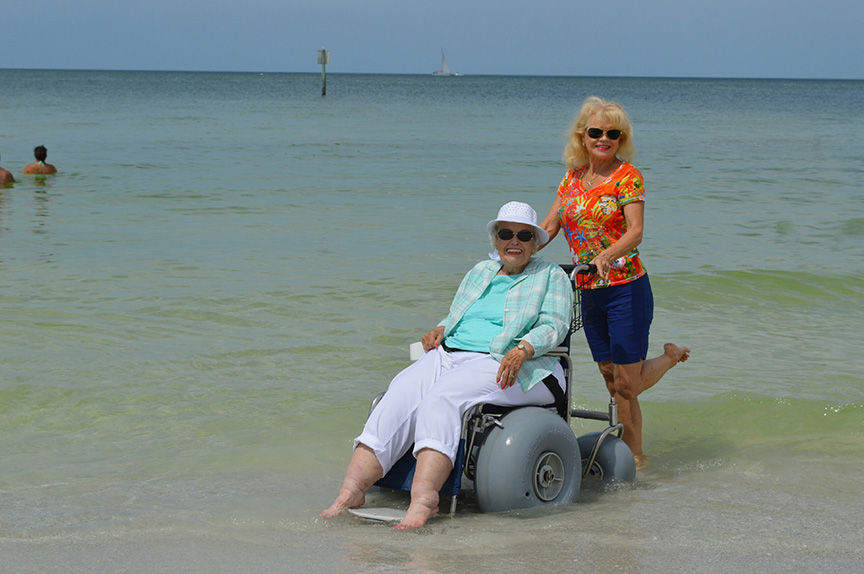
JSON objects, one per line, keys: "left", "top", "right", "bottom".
{"left": 561, "top": 263, "right": 598, "bottom": 280}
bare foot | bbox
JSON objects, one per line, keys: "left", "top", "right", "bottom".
{"left": 664, "top": 343, "right": 690, "bottom": 364}
{"left": 320, "top": 488, "right": 366, "bottom": 518}
{"left": 395, "top": 499, "right": 438, "bottom": 529}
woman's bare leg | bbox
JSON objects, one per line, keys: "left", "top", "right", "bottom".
{"left": 601, "top": 343, "right": 690, "bottom": 466}
{"left": 639, "top": 343, "right": 690, "bottom": 393}
{"left": 611, "top": 394, "right": 646, "bottom": 466}
{"left": 320, "top": 444, "right": 383, "bottom": 518}
{"left": 396, "top": 448, "right": 452, "bottom": 529}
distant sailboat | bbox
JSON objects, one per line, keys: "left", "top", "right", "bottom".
{"left": 433, "top": 50, "right": 460, "bottom": 76}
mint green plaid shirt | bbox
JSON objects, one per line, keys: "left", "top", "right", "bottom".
{"left": 439, "top": 257, "right": 573, "bottom": 392}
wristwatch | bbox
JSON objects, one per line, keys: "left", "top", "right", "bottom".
{"left": 516, "top": 342, "right": 528, "bottom": 356}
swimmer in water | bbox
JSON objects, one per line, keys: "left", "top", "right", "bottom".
{"left": 22, "top": 145, "right": 58, "bottom": 175}
{"left": 0, "top": 153, "right": 14, "bottom": 183}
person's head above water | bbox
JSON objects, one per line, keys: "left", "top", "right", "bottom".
{"left": 23, "top": 145, "right": 57, "bottom": 175}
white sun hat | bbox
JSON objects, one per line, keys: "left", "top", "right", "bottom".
{"left": 486, "top": 201, "right": 550, "bottom": 246}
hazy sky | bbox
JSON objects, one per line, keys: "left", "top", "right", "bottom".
{"left": 3, "top": 0, "right": 862, "bottom": 79}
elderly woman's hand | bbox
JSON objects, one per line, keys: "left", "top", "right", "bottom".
{"left": 422, "top": 326, "right": 445, "bottom": 351}
{"left": 497, "top": 341, "right": 534, "bottom": 388}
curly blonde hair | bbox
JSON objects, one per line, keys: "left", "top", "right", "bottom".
{"left": 562, "top": 96, "right": 636, "bottom": 170}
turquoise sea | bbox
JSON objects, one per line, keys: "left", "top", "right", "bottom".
{"left": 1, "top": 70, "right": 863, "bottom": 573}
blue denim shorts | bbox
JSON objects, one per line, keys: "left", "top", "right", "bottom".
{"left": 580, "top": 274, "right": 654, "bottom": 365}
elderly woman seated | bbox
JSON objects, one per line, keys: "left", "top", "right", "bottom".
{"left": 321, "top": 201, "right": 573, "bottom": 528}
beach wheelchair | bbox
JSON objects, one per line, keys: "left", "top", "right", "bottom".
{"left": 366, "top": 264, "right": 636, "bottom": 516}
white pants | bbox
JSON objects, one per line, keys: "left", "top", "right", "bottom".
{"left": 355, "top": 346, "right": 565, "bottom": 474}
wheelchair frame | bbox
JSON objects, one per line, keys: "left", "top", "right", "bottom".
{"left": 369, "top": 263, "right": 630, "bottom": 516}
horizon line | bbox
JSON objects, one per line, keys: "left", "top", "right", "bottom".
{"left": 0, "top": 67, "right": 861, "bottom": 82}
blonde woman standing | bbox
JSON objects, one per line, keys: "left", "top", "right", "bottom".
{"left": 541, "top": 96, "right": 689, "bottom": 469}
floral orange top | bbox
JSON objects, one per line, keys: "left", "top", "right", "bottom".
{"left": 557, "top": 162, "right": 646, "bottom": 289}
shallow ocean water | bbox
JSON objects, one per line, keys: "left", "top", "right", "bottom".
{"left": 1, "top": 70, "right": 862, "bottom": 572}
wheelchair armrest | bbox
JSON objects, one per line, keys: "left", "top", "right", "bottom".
{"left": 409, "top": 341, "right": 424, "bottom": 361}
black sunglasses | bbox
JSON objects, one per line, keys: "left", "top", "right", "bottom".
{"left": 586, "top": 128, "right": 622, "bottom": 140}
{"left": 497, "top": 228, "right": 535, "bottom": 242}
